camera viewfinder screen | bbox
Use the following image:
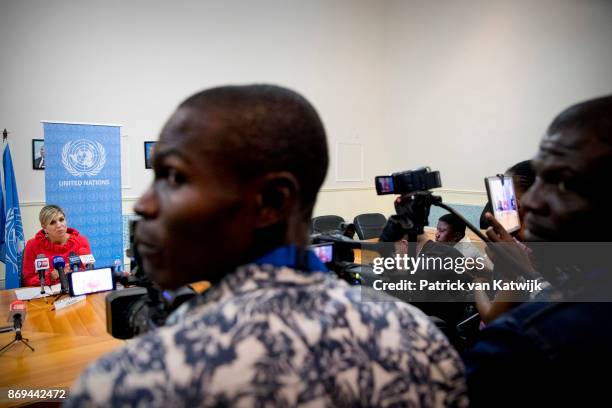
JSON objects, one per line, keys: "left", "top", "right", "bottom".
{"left": 375, "top": 176, "right": 395, "bottom": 195}
{"left": 69, "top": 267, "right": 115, "bottom": 296}
{"left": 485, "top": 176, "right": 520, "bottom": 233}
{"left": 311, "top": 244, "right": 333, "bottom": 264}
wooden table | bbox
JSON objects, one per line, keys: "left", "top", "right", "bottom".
{"left": 0, "top": 289, "right": 125, "bottom": 406}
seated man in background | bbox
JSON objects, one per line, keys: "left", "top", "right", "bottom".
{"left": 380, "top": 216, "right": 472, "bottom": 329}
{"left": 464, "top": 95, "right": 612, "bottom": 407}
{"left": 435, "top": 213, "right": 492, "bottom": 270}
{"left": 66, "top": 85, "right": 468, "bottom": 407}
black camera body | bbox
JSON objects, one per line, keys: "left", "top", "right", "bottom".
{"left": 310, "top": 234, "right": 362, "bottom": 285}
{"left": 106, "top": 219, "right": 196, "bottom": 339}
{"left": 375, "top": 167, "right": 441, "bottom": 196}
{"left": 376, "top": 167, "right": 443, "bottom": 240}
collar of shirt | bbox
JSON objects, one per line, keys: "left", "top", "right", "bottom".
{"left": 254, "top": 245, "right": 328, "bottom": 273}
{"left": 167, "top": 246, "right": 328, "bottom": 324}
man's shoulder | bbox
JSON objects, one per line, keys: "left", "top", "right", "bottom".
{"left": 502, "top": 301, "right": 612, "bottom": 348}
{"left": 469, "top": 300, "right": 612, "bottom": 368}
{"left": 191, "top": 265, "right": 433, "bottom": 328}
{"left": 465, "top": 301, "right": 612, "bottom": 406}
{"left": 68, "top": 265, "right": 467, "bottom": 407}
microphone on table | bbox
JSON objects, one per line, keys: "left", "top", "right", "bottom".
{"left": 52, "top": 256, "right": 69, "bottom": 294}
{"left": 68, "top": 251, "right": 81, "bottom": 272}
{"left": 8, "top": 300, "right": 26, "bottom": 336}
{"left": 1, "top": 300, "right": 34, "bottom": 353}
{"left": 78, "top": 248, "right": 95, "bottom": 270}
{"left": 35, "top": 254, "right": 50, "bottom": 294}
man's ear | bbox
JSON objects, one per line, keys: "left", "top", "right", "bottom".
{"left": 254, "top": 172, "right": 300, "bottom": 228}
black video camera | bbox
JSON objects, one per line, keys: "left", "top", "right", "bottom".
{"left": 375, "top": 167, "right": 441, "bottom": 195}
{"left": 106, "top": 219, "right": 196, "bottom": 339}
{"left": 310, "top": 235, "right": 362, "bottom": 285}
{"left": 376, "top": 167, "right": 443, "bottom": 241}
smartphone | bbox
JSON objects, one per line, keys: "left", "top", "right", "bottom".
{"left": 68, "top": 267, "right": 116, "bottom": 297}
{"left": 375, "top": 176, "right": 395, "bottom": 195}
{"left": 484, "top": 176, "right": 521, "bottom": 233}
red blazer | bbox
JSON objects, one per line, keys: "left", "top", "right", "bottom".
{"left": 21, "top": 228, "right": 92, "bottom": 287}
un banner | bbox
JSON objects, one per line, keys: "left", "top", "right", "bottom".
{"left": 43, "top": 122, "right": 123, "bottom": 269}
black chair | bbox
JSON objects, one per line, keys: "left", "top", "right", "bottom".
{"left": 311, "top": 215, "right": 345, "bottom": 234}
{"left": 353, "top": 213, "right": 387, "bottom": 240}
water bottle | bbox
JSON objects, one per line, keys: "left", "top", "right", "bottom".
{"left": 114, "top": 259, "right": 122, "bottom": 274}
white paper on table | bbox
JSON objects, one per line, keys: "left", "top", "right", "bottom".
{"left": 14, "top": 284, "right": 62, "bottom": 300}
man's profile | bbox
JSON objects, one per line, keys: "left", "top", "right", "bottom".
{"left": 66, "top": 85, "right": 468, "bottom": 407}
{"left": 34, "top": 143, "right": 45, "bottom": 169}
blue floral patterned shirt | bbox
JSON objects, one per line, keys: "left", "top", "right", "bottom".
{"left": 66, "top": 261, "right": 468, "bottom": 407}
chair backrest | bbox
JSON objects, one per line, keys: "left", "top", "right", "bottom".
{"left": 311, "top": 215, "right": 345, "bottom": 234}
{"left": 353, "top": 213, "right": 387, "bottom": 240}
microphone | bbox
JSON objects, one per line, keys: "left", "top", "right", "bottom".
{"left": 35, "top": 254, "right": 50, "bottom": 294}
{"left": 8, "top": 300, "right": 26, "bottom": 335}
{"left": 78, "top": 248, "right": 95, "bottom": 270}
{"left": 52, "top": 256, "right": 69, "bottom": 293}
{"left": 68, "top": 251, "right": 81, "bottom": 272}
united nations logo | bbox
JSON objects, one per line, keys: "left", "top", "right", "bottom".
{"left": 61, "top": 139, "right": 106, "bottom": 177}
{"left": 5, "top": 208, "right": 25, "bottom": 270}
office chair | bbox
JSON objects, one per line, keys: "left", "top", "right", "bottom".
{"left": 311, "top": 215, "right": 345, "bottom": 234}
{"left": 353, "top": 213, "right": 387, "bottom": 240}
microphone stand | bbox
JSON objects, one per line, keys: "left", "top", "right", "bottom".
{"left": 51, "top": 266, "right": 72, "bottom": 306}
{"left": 39, "top": 270, "right": 46, "bottom": 295}
{"left": 0, "top": 318, "right": 35, "bottom": 355}
{"left": 36, "top": 270, "right": 54, "bottom": 304}
{"left": 52, "top": 264, "right": 78, "bottom": 306}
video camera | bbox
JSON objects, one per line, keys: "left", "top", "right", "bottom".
{"left": 106, "top": 219, "right": 196, "bottom": 339}
{"left": 375, "top": 167, "right": 441, "bottom": 196}
{"left": 309, "top": 235, "right": 362, "bottom": 285}
{"left": 375, "top": 167, "right": 443, "bottom": 241}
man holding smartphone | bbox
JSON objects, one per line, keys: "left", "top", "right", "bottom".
{"left": 464, "top": 95, "right": 612, "bottom": 407}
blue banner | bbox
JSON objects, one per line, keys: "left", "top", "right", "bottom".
{"left": 1, "top": 143, "right": 25, "bottom": 289}
{"left": 43, "top": 122, "right": 123, "bottom": 269}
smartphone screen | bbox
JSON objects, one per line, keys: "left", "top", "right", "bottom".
{"left": 69, "top": 267, "right": 115, "bottom": 297}
{"left": 484, "top": 176, "right": 521, "bottom": 233}
{"left": 375, "top": 176, "right": 395, "bottom": 195}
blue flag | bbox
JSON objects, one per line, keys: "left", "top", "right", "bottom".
{"left": 0, "top": 165, "right": 5, "bottom": 260}
{"left": 1, "top": 144, "right": 25, "bottom": 288}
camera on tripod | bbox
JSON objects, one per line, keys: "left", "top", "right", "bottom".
{"left": 375, "top": 167, "right": 441, "bottom": 196}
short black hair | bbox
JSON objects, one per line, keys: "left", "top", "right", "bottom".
{"left": 180, "top": 84, "right": 329, "bottom": 217}
{"left": 548, "top": 95, "right": 612, "bottom": 145}
{"left": 438, "top": 213, "right": 466, "bottom": 238}
{"left": 506, "top": 160, "right": 535, "bottom": 194}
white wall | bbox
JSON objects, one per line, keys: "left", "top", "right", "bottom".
{"left": 1, "top": 0, "right": 612, "bottom": 267}
{"left": 382, "top": 0, "right": 612, "bottom": 192}
{"left": 0, "top": 0, "right": 387, "bottom": 206}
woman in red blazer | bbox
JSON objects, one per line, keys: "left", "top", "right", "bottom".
{"left": 21, "top": 204, "right": 91, "bottom": 287}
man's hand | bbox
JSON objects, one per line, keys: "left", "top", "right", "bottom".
{"left": 50, "top": 269, "right": 59, "bottom": 281}
{"left": 484, "top": 213, "right": 537, "bottom": 279}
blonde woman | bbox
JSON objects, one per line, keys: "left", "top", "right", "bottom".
{"left": 21, "top": 204, "right": 91, "bottom": 286}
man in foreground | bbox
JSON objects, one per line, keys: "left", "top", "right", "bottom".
{"left": 464, "top": 95, "right": 612, "bottom": 406}
{"left": 66, "top": 85, "right": 467, "bottom": 407}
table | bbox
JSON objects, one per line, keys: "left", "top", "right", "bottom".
{"left": 0, "top": 289, "right": 125, "bottom": 406}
